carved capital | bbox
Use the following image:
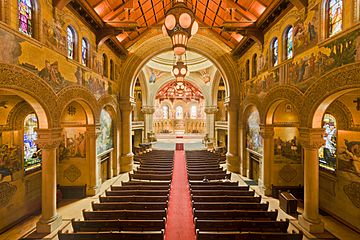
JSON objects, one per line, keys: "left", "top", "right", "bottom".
{"left": 36, "top": 128, "right": 63, "bottom": 150}
{"left": 259, "top": 125, "right": 274, "bottom": 138}
{"left": 224, "top": 99, "right": 240, "bottom": 112}
{"left": 141, "top": 106, "right": 155, "bottom": 114}
{"left": 204, "top": 106, "right": 218, "bottom": 114}
{"left": 299, "top": 128, "right": 324, "bottom": 150}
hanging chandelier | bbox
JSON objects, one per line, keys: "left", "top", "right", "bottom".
{"left": 171, "top": 59, "right": 189, "bottom": 82}
{"left": 162, "top": 0, "right": 198, "bottom": 56}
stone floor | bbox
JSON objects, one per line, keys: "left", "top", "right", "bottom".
{"left": 1, "top": 139, "right": 360, "bottom": 240}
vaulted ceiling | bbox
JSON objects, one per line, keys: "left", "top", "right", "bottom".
{"left": 63, "top": 0, "right": 295, "bottom": 57}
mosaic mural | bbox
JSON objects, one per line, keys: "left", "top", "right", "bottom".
{"left": 319, "top": 114, "right": 337, "bottom": 171}
{"left": 96, "top": 110, "right": 113, "bottom": 155}
{"left": 0, "top": 144, "right": 21, "bottom": 181}
{"left": 337, "top": 131, "right": 360, "bottom": 177}
{"left": 0, "top": 29, "right": 23, "bottom": 64}
{"left": 246, "top": 109, "right": 263, "bottom": 155}
{"left": 274, "top": 129, "right": 302, "bottom": 164}
{"left": 59, "top": 128, "right": 86, "bottom": 161}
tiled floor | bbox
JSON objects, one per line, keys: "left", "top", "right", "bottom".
{"left": 1, "top": 140, "right": 360, "bottom": 240}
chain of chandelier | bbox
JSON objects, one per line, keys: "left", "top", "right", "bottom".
{"left": 162, "top": 0, "right": 198, "bottom": 96}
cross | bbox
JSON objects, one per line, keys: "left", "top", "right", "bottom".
{"left": 354, "top": 98, "right": 360, "bottom": 111}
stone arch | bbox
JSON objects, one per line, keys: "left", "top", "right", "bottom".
{"left": 6, "top": 101, "right": 35, "bottom": 130}
{"left": 262, "top": 86, "right": 304, "bottom": 125}
{"left": 56, "top": 86, "right": 100, "bottom": 125}
{"left": 301, "top": 63, "right": 360, "bottom": 128}
{"left": 211, "top": 70, "right": 224, "bottom": 106}
{"left": 240, "top": 95, "right": 263, "bottom": 125}
{"left": 326, "top": 100, "right": 354, "bottom": 130}
{"left": 119, "top": 29, "right": 239, "bottom": 102}
{"left": 137, "top": 70, "right": 149, "bottom": 106}
{"left": 98, "top": 94, "right": 119, "bottom": 119}
{"left": 0, "top": 63, "right": 56, "bottom": 128}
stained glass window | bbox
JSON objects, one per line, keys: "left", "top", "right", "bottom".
{"left": 328, "top": 0, "right": 343, "bottom": 37}
{"left": 272, "top": 38, "right": 279, "bottom": 66}
{"left": 67, "top": 26, "right": 75, "bottom": 59}
{"left": 110, "top": 59, "right": 114, "bottom": 80}
{"left": 18, "top": 0, "right": 33, "bottom": 36}
{"left": 175, "top": 106, "right": 183, "bottom": 119}
{"left": 252, "top": 54, "right": 257, "bottom": 77}
{"left": 163, "top": 105, "right": 169, "bottom": 119}
{"left": 81, "top": 38, "right": 89, "bottom": 66}
{"left": 285, "top": 27, "right": 293, "bottom": 59}
{"left": 190, "top": 105, "right": 197, "bottom": 119}
{"left": 24, "top": 114, "right": 41, "bottom": 172}
{"left": 319, "top": 114, "right": 337, "bottom": 171}
{"left": 103, "top": 54, "right": 108, "bottom": 77}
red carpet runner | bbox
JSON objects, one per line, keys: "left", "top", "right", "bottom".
{"left": 165, "top": 146, "right": 196, "bottom": 240}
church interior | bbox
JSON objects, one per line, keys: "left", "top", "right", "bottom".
{"left": 0, "top": 0, "right": 360, "bottom": 239}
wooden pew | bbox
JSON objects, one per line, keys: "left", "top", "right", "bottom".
{"left": 82, "top": 209, "right": 167, "bottom": 220}
{"left": 111, "top": 185, "right": 170, "bottom": 191}
{"left": 194, "top": 219, "right": 289, "bottom": 232}
{"left": 129, "top": 173, "right": 172, "bottom": 181}
{"left": 71, "top": 218, "right": 166, "bottom": 232}
{"left": 192, "top": 202, "right": 269, "bottom": 211}
{"left": 191, "top": 190, "right": 254, "bottom": 196}
{"left": 99, "top": 195, "right": 169, "bottom": 203}
{"left": 189, "top": 181, "right": 239, "bottom": 186}
{"left": 105, "top": 189, "right": 169, "bottom": 196}
{"left": 192, "top": 195, "right": 261, "bottom": 203}
{"left": 186, "top": 167, "right": 224, "bottom": 171}
{"left": 187, "top": 170, "right": 226, "bottom": 175}
{"left": 188, "top": 173, "right": 231, "bottom": 181}
{"left": 121, "top": 180, "right": 171, "bottom": 186}
{"left": 196, "top": 230, "right": 303, "bottom": 240}
{"left": 92, "top": 202, "right": 168, "bottom": 211}
{"left": 193, "top": 209, "right": 278, "bottom": 221}
{"left": 134, "top": 170, "right": 173, "bottom": 175}
{"left": 190, "top": 185, "right": 249, "bottom": 191}
{"left": 58, "top": 230, "right": 164, "bottom": 240}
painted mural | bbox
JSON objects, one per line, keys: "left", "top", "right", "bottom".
{"left": 0, "top": 29, "right": 23, "bottom": 64}
{"left": 274, "top": 127, "right": 302, "bottom": 164}
{"left": 337, "top": 130, "right": 360, "bottom": 177}
{"left": 0, "top": 144, "right": 21, "bottom": 181}
{"left": 42, "top": 11, "right": 67, "bottom": 55}
{"left": 59, "top": 128, "right": 86, "bottom": 161}
{"left": 246, "top": 109, "right": 263, "bottom": 155}
{"left": 319, "top": 114, "right": 337, "bottom": 171}
{"left": 96, "top": 110, "right": 113, "bottom": 155}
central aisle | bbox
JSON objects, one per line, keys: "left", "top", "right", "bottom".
{"left": 165, "top": 147, "right": 196, "bottom": 240}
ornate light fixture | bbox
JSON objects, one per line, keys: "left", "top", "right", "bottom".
{"left": 162, "top": 0, "right": 198, "bottom": 55}
{"left": 171, "top": 59, "right": 189, "bottom": 82}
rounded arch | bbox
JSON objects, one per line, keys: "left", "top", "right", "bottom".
{"left": 211, "top": 70, "right": 224, "bottom": 106}
{"left": 262, "top": 86, "right": 304, "bottom": 125}
{"left": 136, "top": 70, "right": 150, "bottom": 106}
{"left": 301, "top": 63, "right": 360, "bottom": 128}
{"left": 0, "top": 63, "right": 56, "bottom": 128}
{"left": 282, "top": 25, "right": 293, "bottom": 60}
{"left": 270, "top": 37, "right": 279, "bottom": 67}
{"left": 66, "top": 25, "right": 78, "bottom": 60}
{"left": 56, "top": 86, "right": 100, "bottom": 125}
{"left": 120, "top": 29, "right": 239, "bottom": 102}
{"left": 240, "top": 94, "right": 263, "bottom": 125}
{"left": 98, "top": 94, "right": 119, "bottom": 120}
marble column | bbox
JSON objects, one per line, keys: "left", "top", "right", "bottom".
{"left": 298, "top": 128, "right": 325, "bottom": 233}
{"left": 259, "top": 125, "right": 274, "bottom": 196}
{"left": 141, "top": 106, "right": 155, "bottom": 142}
{"left": 112, "top": 118, "right": 121, "bottom": 177}
{"left": 36, "top": 128, "right": 62, "bottom": 233}
{"left": 86, "top": 125, "right": 100, "bottom": 195}
{"left": 225, "top": 100, "right": 240, "bottom": 173}
{"left": 120, "top": 100, "right": 135, "bottom": 173}
{"left": 204, "top": 106, "right": 217, "bottom": 144}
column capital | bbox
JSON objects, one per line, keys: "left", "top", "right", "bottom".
{"left": 299, "top": 128, "right": 324, "bottom": 150}
{"left": 204, "top": 106, "right": 218, "bottom": 114}
{"left": 119, "top": 99, "right": 136, "bottom": 112}
{"left": 36, "top": 128, "right": 62, "bottom": 149}
{"left": 259, "top": 125, "right": 274, "bottom": 138}
{"left": 141, "top": 106, "right": 155, "bottom": 114}
{"left": 224, "top": 99, "right": 240, "bottom": 112}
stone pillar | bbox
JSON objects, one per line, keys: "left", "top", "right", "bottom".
{"left": 204, "top": 106, "right": 217, "bottom": 143}
{"left": 259, "top": 125, "right": 274, "bottom": 196}
{"left": 86, "top": 125, "right": 100, "bottom": 195}
{"left": 36, "top": 128, "right": 62, "bottom": 233}
{"left": 120, "top": 100, "right": 135, "bottom": 173}
{"left": 225, "top": 100, "right": 240, "bottom": 173}
{"left": 141, "top": 106, "right": 155, "bottom": 142}
{"left": 298, "top": 128, "right": 324, "bottom": 233}
{"left": 114, "top": 117, "right": 121, "bottom": 176}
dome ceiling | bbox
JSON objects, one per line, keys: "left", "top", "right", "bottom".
{"left": 156, "top": 80, "right": 204, "bottom": 102}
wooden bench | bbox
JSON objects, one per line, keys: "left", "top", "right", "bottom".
{"left": 271, "top": 185, "right": 304, "bottom": 200}
{"left": 129, "top": 173, "right": 172, "bottom": 181}
{"left": 190, "top": 185, "right": 249, "bottom": 191}
{"left": 187, "top": 167, "right": 224, "bottom": 171}
{"left": 187, "top": 170, "right": 226, "bottom": 175}
{"left": 82, "top": 209, "right": 167, "bottom": 220}
{"left": 121, "top": 180, "right": 171, "bottom": 186}
{"left": 111, "top": 185, "right": 170, "bottom": 191}
{"left": 92, "top": 202, "right": 168, "bottom": 211}
{"left": 189, "top": 181, "right": 239, "bottom": 186}
{"left": 99, "top": 195, "right": 169, "bottom": 203}
{"left": 105, "top": 190, "right": 169, "bottom": 196}
{"left": 193, "top": 209, "right": 278, "bottom": 221}
{"left": 134, "top": 170, "right": 173, "bottom": 175}
{"left": 58, "top": 230, "right": 164, "bottom": 240}
{"left": 192, "top": 202, "right": 269, "bottom": 211}
{"left": 195, "top": 219, "right": 289, "bottom": 232}
{"left": 192, "top": 195, "right": 261, "bottom": 203}
{"left": 71, "top": 218, "right": 166, "bottom": 232}
{"left": 196, "top": 230, "right": 303, "bottom": 240}
{"left": 188, "top": 173, "right": 231, "bottom": 181}
{"left": 191, "top": 190, "right": 254, "bottom": 196}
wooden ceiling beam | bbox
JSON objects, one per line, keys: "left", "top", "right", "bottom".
{"left": 289, "top": 0, "right": 308, "bottom": 9}
{"left": 103, "top": 0, "right": 134, "bottom": 21}
{"left": 53, "top": 0, "right": 72, "bottom": 10}
{"left": 224, "top": 0, "right": 257, "bottom": 22}
{"left": 222, "top": 22, "right": 263, "bottom": 45}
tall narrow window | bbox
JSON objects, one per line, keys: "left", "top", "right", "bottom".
{"left": 175, "top": 106, "right": 183, "bottom": 119}
{"left": 328, "top": 0, "right": 343, "bottom": 37}
{"left": 110, "top": 59, "right": 114, "bottom": 80}
{"left": 67, "top": 26, "right": 76, "bottom": 59}
{"left": 18, "top": 0, "right": 33, "bottom": 36}
{"left": 103, "top": 54, "right": 108, "bottom": 77}
{"left": 271, "top": 38, "right": 279, "bottom": 67}
{"left": 319, "top": 113, "right": 337, "bottom": 171}
{"left": 81, "top": 38, "right": 89, "bottom": 67}
{"left": 252, "top": 54, "right": 257, "bottom": 77}
{"left": 24, "top": 114, "right": 41, "bottom": 173}
{"left": 163, "top": 105, "right": 169, "bottom": 119}
{"left": 190, "top": 105, "right": 197, "bottom": 119}
{"left": 285, "top": 27, "right": 293, "bottom": 59}
{"left": 245, "top": 59, "right": 250, "bottom": 80}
